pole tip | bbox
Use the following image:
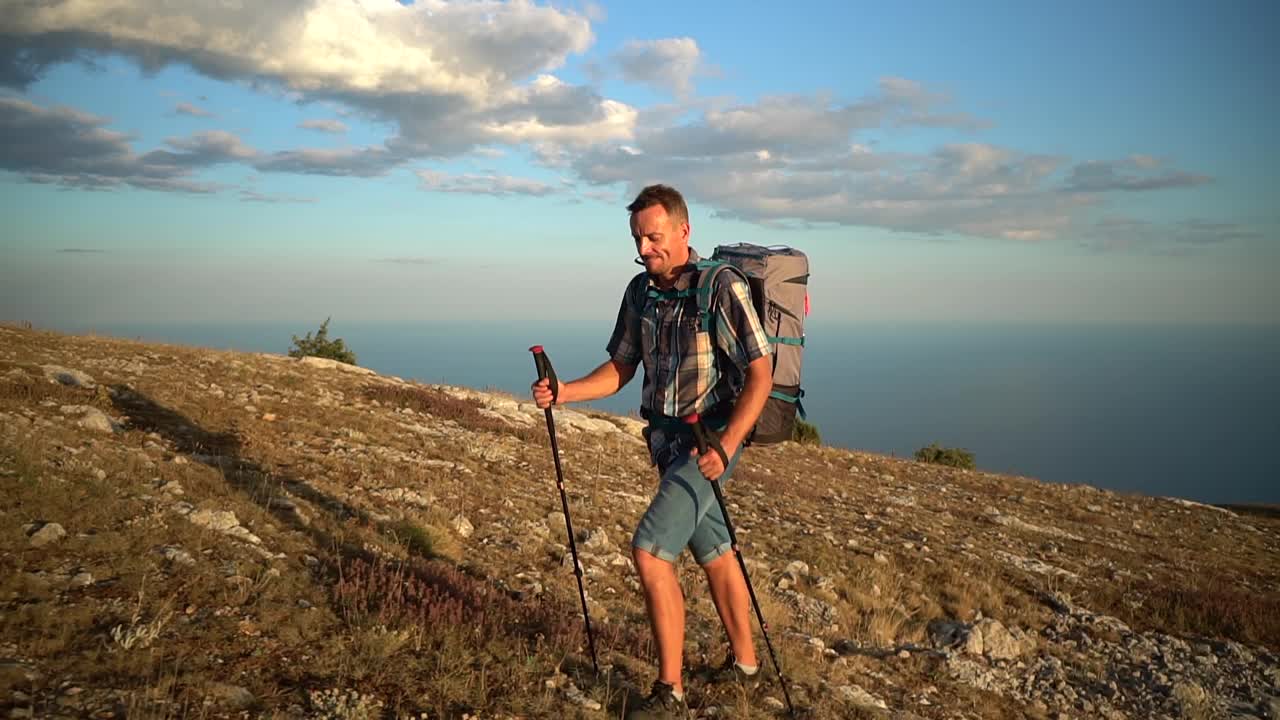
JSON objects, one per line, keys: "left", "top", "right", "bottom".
{"left": 529, "top": 345, "right": 544, "bottom": 354}
{"left": 682, "top": 413, "right": 700, "bottom": 424}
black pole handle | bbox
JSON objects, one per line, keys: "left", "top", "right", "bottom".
{"left": 683, "top": 413, "right": 728, "bottom": 469}
{"left": 529, "top": 345, "right": 559, "bottom": 405}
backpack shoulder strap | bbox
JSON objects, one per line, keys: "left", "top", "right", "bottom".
{"left": 692, "top": 260, "right": 749, "bottom": 332}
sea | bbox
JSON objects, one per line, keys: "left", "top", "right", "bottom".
{"left": 52, "top": 321, "right": 1280, "bottom": 505}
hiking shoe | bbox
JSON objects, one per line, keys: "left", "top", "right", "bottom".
{"left": 625, "top": 680, "right": 690, "bottom": 720}
{"left": 702, "top": 652, "right": 765, "bottom": 689}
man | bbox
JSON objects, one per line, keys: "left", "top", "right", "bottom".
{"left": 531, "top": 184, "right": 774, "bottom": 719}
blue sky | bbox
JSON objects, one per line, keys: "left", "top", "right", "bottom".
{"left": 1, "top": 0, "right": 1276, "bottom": 328}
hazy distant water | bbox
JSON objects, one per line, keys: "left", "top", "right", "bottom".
{"left": 61, "top": 321, "right": 1280, "bottom": 505}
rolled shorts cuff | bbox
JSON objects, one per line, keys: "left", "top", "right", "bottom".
{"left": 630, "top": 539, "right": 680, "bottom": 564}
{"left": 693, "top": 540, "right": 733, "bottom": 566}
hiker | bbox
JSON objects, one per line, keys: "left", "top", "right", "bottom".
{"left": 531, "top": 184, "right": 774, "bottom": 719}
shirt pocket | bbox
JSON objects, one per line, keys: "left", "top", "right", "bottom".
{"left": 675, "top": 314, "right": 713, "bottom": 363}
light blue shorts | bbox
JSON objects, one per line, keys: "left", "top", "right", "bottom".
{"left": 631, "top": 432, "right": 743, "bottom": 566}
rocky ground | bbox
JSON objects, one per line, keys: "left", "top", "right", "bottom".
{"left": 1, "top": 323, "right": 1277, "bottom": 719}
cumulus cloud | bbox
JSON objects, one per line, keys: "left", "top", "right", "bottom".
{"left": 615, "top": 37, "right": 702, "bottom": 97}
{"left": 175, "top": 102, "right": 213, "bottom": 117}
{"left": 0, "top": 96, "right": 226, "bottom": 192}
{"left": 570, "top": 89, "right": 1085, "bottom": 241}
{"left": 1064, "top": 157, "right": 1210, "bottom": 192}
{"left": 416, "top": 169, "right": 559, "bottom": 196}
{"left": 0, "top": 3, "right": 1223, "bottom": 243}
{"left": 0, "top": 0, "right": 627, "bottom": 162}
{"left": 298, "top": 118, "right": 347, "bottom": 134}
{"left": 254, "top": 145, "right": 401, "bottom": 177}
{"left": 622, "top": 144, "right": 1071, "bottom": 237}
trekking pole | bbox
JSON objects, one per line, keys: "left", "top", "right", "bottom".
{"left": 529, "top": 345, "right": 600, "bottom": 675}
{"left": 684, "top": 413, "right": 795, "bottom": 717}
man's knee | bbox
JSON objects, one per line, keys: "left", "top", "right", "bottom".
{"left": 632, "top": 545, "right": 675, "bottom": 586}
{"left": 700, "top": 550, "right": 736, "bottom": 575}
{"left": 633, "top": 546, "right": 670, "bottom": 580}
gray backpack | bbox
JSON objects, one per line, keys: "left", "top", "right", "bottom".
{"left": 706, "top": 243, "right": 809, "bottom": 444}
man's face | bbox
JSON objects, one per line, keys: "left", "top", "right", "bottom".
{"left": 631, "top": 204, "right": 690, "bottom": 280}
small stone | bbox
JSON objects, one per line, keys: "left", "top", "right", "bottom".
{"left": 77, "top": 408, "right": 115, "bottom": 433}
{"left": 451, "top": 514, "right": 474, "bottom": 538}
{"left": 69, "top": 572, "right": 94, "bottom": 587}
{"left": 172, "top": 455, "right": 188, "bottom": 465}
{"left": 28, "top": 522, "right": 67, "bottom": 547}
{"left": 873, "top": 552, "right": 889, "bottom": 564}
{"left": 41, "top": 365, "right": 96, "bottom": 388}
{"left": 580, "top": 527, "right": 612, "bottom": 551}
{"left": 159, "top": 546, "right": 196, "bottom": 566}
{"left": 763, "top": 697, "right": 785, "bottom": 711}
{"left": 976, "top": 618, "right": 1022, "bottom": 660}
{"left": 837, "top": 684, "right": 888, "bottom": 710}
{"left": 784, "top": 560, "right": 810, "bottom": 580}
{"left": 189, "top": 509, "right": 240, "bottom": 532}
{"left": 898, "top": 649, "right": 911, "bottom": 659}
{"left": 262, "top": 413, "right": 277, "bottom": 422}
{"left": 94, "top": 469, "right": 107, "bottom": 480}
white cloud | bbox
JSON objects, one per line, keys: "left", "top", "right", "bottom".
{"left": 0, "top": 96, "right": 229, "bottom": 192}
{"left": 614, "top": 37, "right": 702, "bottom": 97}
{"left": 0, "top": 0, "right": 623, "bottom": 160}
{"left": 416, "top": 169, "right": 559, "bottom": 197}
{"left": 255, "top": 146, "right": 401, "bottom": 177}
{"left": 298, "top": 118, "right": 348, "bottom": 134}
{"left": 1, "top": 0, "right": 593, "bottom": 98}
{"left": 175, "top": 102, "right": 214, "bottom": 117}
{"left": 1064, "top": 158, "right": 1210, "bottom": 192}
{"left": 0, "top": 5, "right": 1228, "bottom": 244}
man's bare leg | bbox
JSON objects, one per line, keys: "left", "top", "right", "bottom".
{"left": 634, "top": 547, "right": 686, "bottom": 693}
{"left": 702, "top": 551, "right": 758, "bottom": 667}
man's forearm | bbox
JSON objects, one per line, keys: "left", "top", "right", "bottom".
{"left": 719, "top": 356, "right": 773, "bottom": 452}
{"left": 557, "top": 358, "right": 636, "bottom": 404}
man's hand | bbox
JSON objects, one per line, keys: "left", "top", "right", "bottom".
{"left": 530, "top": 377, "right": 559, "bottom": 409}
{"left": 690, "top": 440, "right": 737, "bottom": 481}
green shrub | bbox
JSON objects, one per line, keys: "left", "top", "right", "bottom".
{"left": 792, "top": 418, "right": 821, "bottom": 445}
{"left": 288, "top": 317, "right": 357, "bottom": 365}
{"left": 914, "top": 443, "right": 975, "bottom": 470}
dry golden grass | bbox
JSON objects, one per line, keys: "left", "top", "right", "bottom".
{"left": 2, "top": 323, "right": 1278, "bottom": 720}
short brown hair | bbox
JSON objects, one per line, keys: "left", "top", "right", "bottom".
{"left": 626, "top": 184, "right": 688, "bottom": 224}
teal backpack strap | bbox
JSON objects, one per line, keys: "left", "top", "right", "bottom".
{"left": 692, "top": 260, "right": 750, "bottom": 332}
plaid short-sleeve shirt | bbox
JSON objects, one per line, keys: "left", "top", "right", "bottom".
{"left": 606, "top": 248, "right": 772, "bottom": 419}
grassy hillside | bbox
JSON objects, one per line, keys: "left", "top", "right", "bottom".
{"left": 1, "top": 324, "right": 1277, "bottom": 719}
